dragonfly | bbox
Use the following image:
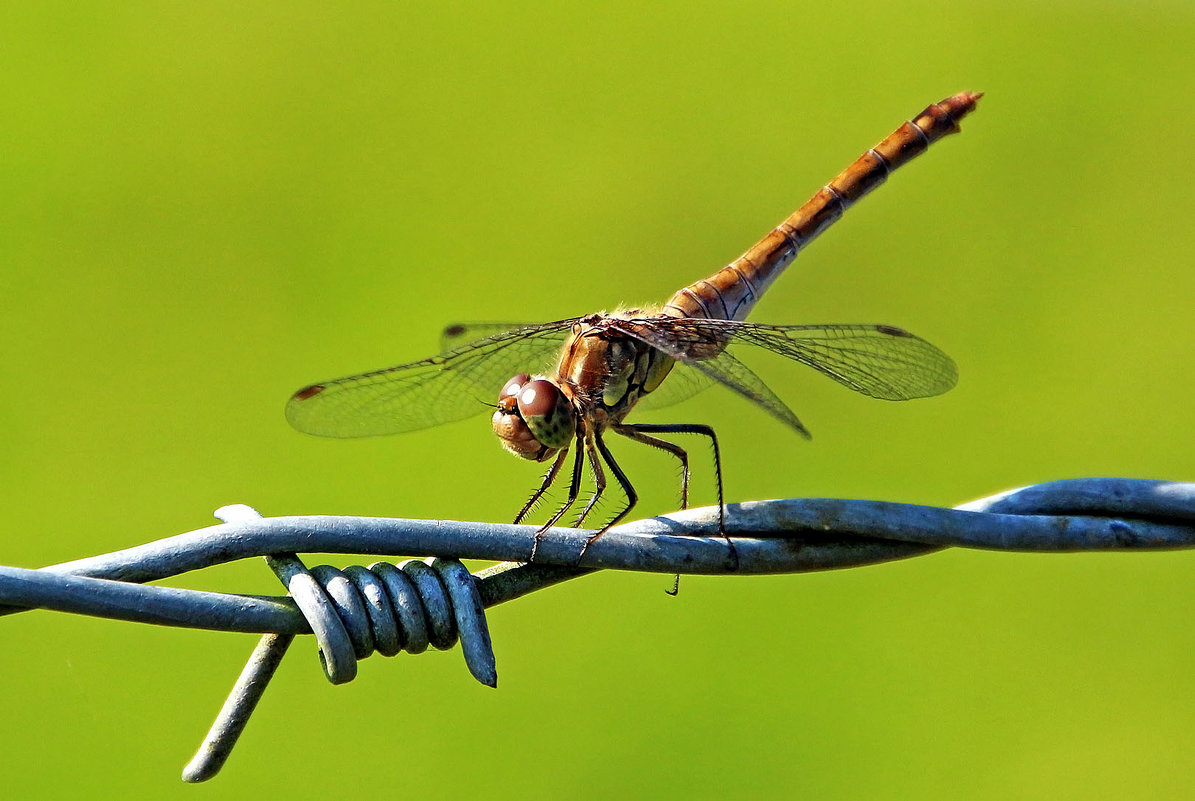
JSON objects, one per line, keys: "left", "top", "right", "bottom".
{"left": 287, "top": 91, "right": 981, "bottom": 563}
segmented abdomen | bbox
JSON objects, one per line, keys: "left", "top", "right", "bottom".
{"left": 663, "top": 91, "right": 982, "bottom": 321}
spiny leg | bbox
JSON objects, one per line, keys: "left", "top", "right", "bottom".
{"left": 529, "top": 433, "right": 587, "bottom": 562}
{"left": 616, "top": 423, "right": 736, "bottom": 570}
{"left": 576, "top": 431, "right": 639, "bottom": 564}
{"left": 574, "top": 432, "right": 606, "bottom": 527}
{"left": 614, "top": 423, "right": 692, "bottom": 596}
{"left": 514, "top": 447, "right": 569, "bottom": 525}
{"left": 613, "top": 423, "right": 691, "bottom": 509}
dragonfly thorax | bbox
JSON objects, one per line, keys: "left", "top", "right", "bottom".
{"left": 491, "top": 373, "right": 575, "bottom": 462}
{"left": 556, "top": 323, "right": 674, "bottom": 422}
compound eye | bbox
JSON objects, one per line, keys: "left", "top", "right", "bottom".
{"left": 517, "top": 379, "right": 563, "bottom": 419}
{"left": 499, "top": 373, "right": 531, "bottom": 402}
{"left": 514, "top": 379, "right": 573, "bottom": 450}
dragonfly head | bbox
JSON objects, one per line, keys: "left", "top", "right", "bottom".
{"left": 492, "top": 373, "right": 574, "bottom": 462}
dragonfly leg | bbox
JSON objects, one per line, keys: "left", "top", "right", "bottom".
{"left": 612, "top": 423, "right": 692, "bottom": 595}
{"left": 529, "top": 433, "right": 587, "bottom": 562}
{"left": 613, "top": 423, "right": 736, "bottom": 570}
{"left": 573, "top": 432, "right": 606, "bottom": 528}
{"left": 612, "top": 424, "right": 691, "bottom": 509}
{"left": 576, "top": 432, "right": 639, "bottom": 564}
{"left": 514, "top": 447, "right": 569, "bottom": 526}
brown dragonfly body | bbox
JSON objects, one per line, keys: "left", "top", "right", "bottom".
{"left": 287, "top": 92, "right": 981, "bottom": 561}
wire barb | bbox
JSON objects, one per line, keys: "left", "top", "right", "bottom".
{"left": 2, "top": 478, "right": 1194, "bottom": 781}
{"left": 180, "top": 504, "right": 501, "bottom": 782}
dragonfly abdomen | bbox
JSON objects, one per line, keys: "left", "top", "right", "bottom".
{"left": 664, "top": 91, "right": 982, "bottom": 322}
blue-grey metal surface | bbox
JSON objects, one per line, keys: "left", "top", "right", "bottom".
{"left": 2, "top": 478, "right": 1193, "bottom": 781}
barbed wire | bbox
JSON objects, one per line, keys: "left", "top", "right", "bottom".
{"left": 2, "top": 477, "right": 1193, "bottom": 781}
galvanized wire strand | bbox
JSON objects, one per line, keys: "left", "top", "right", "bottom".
{"left": 1, "top": 477, "right": 1193, "bottom": 782}
{"left": 12, "top": 478, "right": 1195, "bottom": 595}
{"left": 3, "top": 479, "right": 1195, "bottom": 637}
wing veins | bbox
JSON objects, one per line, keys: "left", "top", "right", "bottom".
{"left": 607, "top": 316, "right": 955, "bottom": 431}
{"left": 286, "top": 318, "right": 580, "bottom": 437}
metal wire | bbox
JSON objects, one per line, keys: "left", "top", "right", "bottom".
{"left": 1, "top": 478, "right": 1193, "bottom": 782}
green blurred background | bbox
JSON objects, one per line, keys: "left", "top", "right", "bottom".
{"left": 2, "top": 2, "right": 1193, "bottom": 798}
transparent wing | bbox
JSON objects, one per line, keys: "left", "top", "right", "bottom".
{"left": 286, "top": 319, "right": 580, "bottom": 438}
{"left": 613, "top": 320, "right": 810, "bottom": 435}
{"left": 611, "top": 317, "right": 956, "bottom": 434}
{"left": 632, "top": 360, "right": 715, "bottom": 413}
{"left": 439, "top": 322, "right": 542, "bottom": 352}
{"left": 728, "top": 321, "right": 958, "bottom": 399}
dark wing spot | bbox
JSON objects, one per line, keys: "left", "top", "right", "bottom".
{"left": 292, "top": 384, "right": 326, "bottom": 401}
{"left": 443, "top": 324, "right": 467, "bottom": 338}
{"left": 875, "top": 324, "right": 911, "bottom": 337}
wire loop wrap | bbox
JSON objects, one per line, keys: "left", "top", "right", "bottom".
{"left": 217, "top": 504, "right": 497, "bottom": 687}
{"left": 278, "top": 558, "right": 495, "bottom": 684}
